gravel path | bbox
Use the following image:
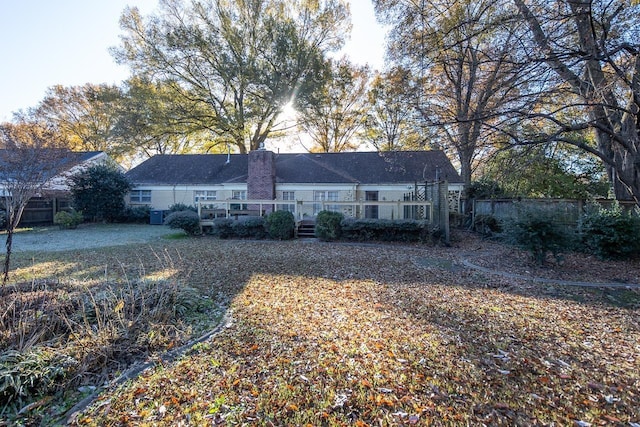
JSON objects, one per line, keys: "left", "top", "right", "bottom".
{"left": 3, "top": 224, "right": 177, "bottom": 252}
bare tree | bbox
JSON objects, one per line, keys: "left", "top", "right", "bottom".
{"left": 374, "top": 0, "right": 540, "bottom": 191}
{"left": 0, "top": 122, "right": 69, "bottom": 284}
{"left": 365, "top": 67, "right": 425, "bottom": 151}
{"left": 298, "top": 58, "right": 371, "bottom": 152}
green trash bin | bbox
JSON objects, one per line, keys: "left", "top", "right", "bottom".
{"left": 150, "top": 210, "right": 164, "bottom": 225}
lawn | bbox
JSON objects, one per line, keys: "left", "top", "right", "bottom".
{"left": 2, "top": 234, "right": 639, "bottom": 426}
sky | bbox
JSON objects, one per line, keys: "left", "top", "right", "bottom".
{"left": 0, "top": 0, "right": 387, "bottom": 122}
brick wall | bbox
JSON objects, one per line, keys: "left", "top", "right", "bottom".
{"left": 247, "top": 150, "right": 275, "bottom": 213}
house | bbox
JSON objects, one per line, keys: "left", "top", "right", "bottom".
{"left": 126, "top": 150, "right": 463, "bottom": 222}
{"left": 0, "top": 150, "right": 111, "bottom": 225}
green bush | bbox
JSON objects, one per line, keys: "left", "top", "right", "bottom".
{"left": 168, "top": 203, "right": 197, "bottom": 213}
{"left": 0, "top": 349, "right": 77, "bottom": 409}
{"left": 265, "top": 211, "right": 295, "bottom": 240}
{"left": 315, "top": 211, "right": 344, "bottom": 241}
{"left": 209, "top": 218, "right": 234, "bottom": 238}
{"left": 232, "top": 216, "right": 266, "bottom": 239}
{"left": 472, "top": 214, "right": 502, "bottom": 236}
{"left": 164, "top": 210, "right": 201, "bottom": 236}
{"left": 580, "top": 204, "right": 640, "bottom": 260}
{"left": 501, "top": 206, "right": 575, "bottom": 265}
{"left": 340, "top": 218, "right": 432, "bottom": 242}
{"left": 118, "top": 205, "right": 151, "bottom": 223}
{"left": 53, "top": 210, "right": 84, "bottom": 229}
{"left": 70, "top": 163, "right": 131, "bottom": 222}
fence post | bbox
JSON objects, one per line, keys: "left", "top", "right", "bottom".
{"left": 439, "top": 181, "right": 450, "bottom": 245}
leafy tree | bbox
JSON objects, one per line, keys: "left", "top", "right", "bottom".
{"left": 70, "top": 163, "right": 131, "bottom": 222}
{"left": 481, "top": 144, "right": 610, "bottom": 199}
{"left": 512, "top": 0, "right": 640, "bottom": 205}
{"left": 115, "top": 78, "right": 214, "bottom": 158}
{"left": 466, "top": 178, "right": 507, "bottom": 200}
{"left": 114, "top": 0, "right": 350, "bottom": 153}
{"left": 0, "top": 121, "right": 69, "bottom": 284}
{"left": 298, "top": 58, "right": 371, "bottom": 152}
{"left": 365, "top": 67, "right": 425, "bottom": 151}
{"left": 25, "top": 84, "right": 129, "bottom": 161}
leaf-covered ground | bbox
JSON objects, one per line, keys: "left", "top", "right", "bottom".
{"left": 64, "top": 234, "right": 639, "bottom": 426}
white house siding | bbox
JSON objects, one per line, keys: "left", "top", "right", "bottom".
{"left": 128, "top": 182, "right": 464, "bottom": 220}
{"left": 354, "top": 185, "right": 413, "bottom": 220}
{"left": 274, "top": 183, "right": 356, "bottom": 219}
{"left": 128, "top": 184, "right": 247, "bottom": 210}
{"left": 45, "top": 152, "right": 111, "bottom": 192}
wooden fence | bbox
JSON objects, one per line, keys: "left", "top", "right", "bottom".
{"left": 474, "top": 198, "right": 638, "bottom": 226}
{"left": 0, "top": 197, "right": 72, "bottom": 227}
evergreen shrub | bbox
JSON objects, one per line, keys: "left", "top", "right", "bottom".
{"left": 164, "top": 210, "right": 201, "bottom": 236}
{"left": 315, "top": 211, "right": 343, "bottom": 241}
{"left": 231, "top": 216, "right": 266, "bottom": 239}
{"left": 340, "top": 218, "right": 432, "bottom": 242}
{"left": 53, "top": 210, "right": 84, "bottom": 229}
{"left": 472, "top": 214, "right": 502, "bottom": 236}
{"left": 501, "top": 206, "right": 575, "bottom": 265}
{"left": 119, "top": 205, "right": 151, "bottom": 223}
{"left": 168, "top": 203, "right": 197, "bottom": 213}
{"left": 265, "top": 211, "right": 295, "bottom": 240}
{"left": 209, "top": 218, "right": 234, "bottom": 238}
{"left": 580, "top": 204, "right": 640, "bottom": 260}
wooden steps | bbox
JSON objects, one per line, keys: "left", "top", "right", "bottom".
{"left": 296, "top": 220, "right": 316, "bottom": 238}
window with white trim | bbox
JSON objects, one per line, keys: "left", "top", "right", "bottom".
{"left": 365, "top": 191, "right": 379, "bottom": 219}
{"left": 231, "top": 190, "right": 247, "bottom": 210}
{"left": 280, "top": 191, "right": 295, "bottom": 213}
{"left": 313, "top": 190, "right": 339, "bottom": 214}
{"left": 194, "top": 190, "right": 217, "bottom": 204}
{"left": 130, "top": 190, "right": 151, "bottom": 203}
{"left": 232, "top": 190, "right": 246, "bottom": 200}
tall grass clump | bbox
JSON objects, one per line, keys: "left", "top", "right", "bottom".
{"left": 0, "top": 268, "right": 217, "bottom": 423}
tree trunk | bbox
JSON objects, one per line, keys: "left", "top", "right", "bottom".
{"left": 3, "top": 203, "right": 26, "bottom": 285}
{"left": 3, "top": 228, "right": 13, "bottom": 285}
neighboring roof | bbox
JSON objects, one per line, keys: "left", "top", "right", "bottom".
{"left": 0, "top": 150, "right": 106, "bottom": 181}
{"left": 126, "top": 151, "right": 462, "bottom": 186}
{"left": 0, "top": 149, "right": 104, "bottom": 166}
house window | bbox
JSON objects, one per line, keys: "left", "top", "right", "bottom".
{"left": 314, "top": 190, "right": 339, "bottom": 215}
{"left": 365, "top": 191, "right": 379, "bottom": 219}
{"left": 130, "top": 190, "right": 151, "bottom": 203}
{"left": 280, "top": 191, "right": 296, "bottom": 213}
{"left": 194, "top": 190, "right": 217, "bottom": 204}
{"left": 231, "top": 190, "right": 247, "bottom": 210}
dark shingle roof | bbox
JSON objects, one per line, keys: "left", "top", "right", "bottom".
{"left": 126, "top": 154, "right": 249, "bottom": 185}
{"left": 126, "top": 151, "right": 462, "bottom": 185}
{"left": 0, "top": 150, "right": 105, "bottom": 181}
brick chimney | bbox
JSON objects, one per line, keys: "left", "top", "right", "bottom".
{"left": 247, "top": 149, "right": 275, "bottom": 213}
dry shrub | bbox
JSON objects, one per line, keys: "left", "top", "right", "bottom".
{"left": 0, "top": 276, "right": 214, "bottom": 418}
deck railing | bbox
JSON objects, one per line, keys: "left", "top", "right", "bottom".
{"left": 197, "top": 199, "right": 434, "bottom": 223}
